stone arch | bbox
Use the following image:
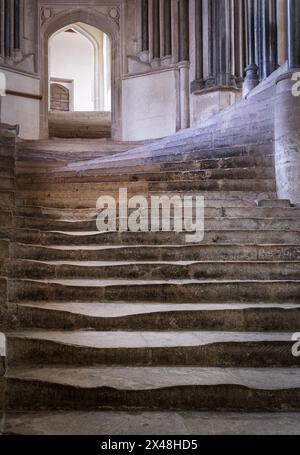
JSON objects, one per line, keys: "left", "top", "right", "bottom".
{"left": 40, "top": 8, "right": 121, "bottom": 139}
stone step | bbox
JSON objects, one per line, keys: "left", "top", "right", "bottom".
{"left": 13, "top": 216, "right": 300, "bottom": 232}
{"left": 15, "top": 301, "right": 300, "bottom": 331}
{"left": 5, "top": 410, "right": 300, "bottom": 435}
{"left": 13, "top": 229, "right": 300, "bottom": 246}
{"left": 49, "top": 112, "right": 111, "bottom": 139}
{"left": 15, "top": 191, "right": 278, "bottom": 209}
{"left": 16, "top": 205, "right": 299, "bottom": 220}
{"left": 8, "top": 259, "right": 300, "bottom": 281}
{"left": 41, "top": 154, "right": 274, "bottom": 178}
{"left": 16, "top": 197, "right": 279, "bottom": 209}
{"left": 5, "top": 366, "right": 300, "bottom": 411}
{"left": 9, "top": 278, "right": 300, "bottom": 303}
{"left": 17, "top": 178, "right": 276, "bottom": 194}
{"left": 17, "top": 167, "right": 275, "bottom": 185}
{"left": 66, "top": 143, "right": 273, "bottom": 171}
{"left": 5, "top": 331, "right": 297, "bottom": 367}
{"left": 13, "top": 243, "right": 300, "bottom": 262}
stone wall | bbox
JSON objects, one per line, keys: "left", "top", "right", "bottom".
{"left": 0, "top": 69, "right": 40, "bottom": 140}
{"left": 0, "top": 123, "right": 17, "bottom": 331}
{"left": 122, "top": 69, "right": 179, "bottom": 140}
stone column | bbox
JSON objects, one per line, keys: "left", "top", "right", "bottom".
{"left": 191, "top": 0, "right": 204, "bottom": 91}
{"left": 0, "top": 1, "right": 4, "bottom": 56}
{"left": 243, "top": 0, "right": 259, "bottom": 96}
{"left": 142, "top": 0, "right": 149, "bottom": 52}
{"left": 287, "top": 0, "right": 300, "bottom": 69}
{"left": 268, "top": 0, "right": 278, "bottom": 74}
{"left": 217, "top": 0, "right": 232, "bottom": 86}
{"left": 205, "top": 0, "right": 215, "bottom": 87}
{"left": 261, "top": 0, "right": 278, "bottom": 79}
{"left": 9, "top": 0, "right": 14, "bottom": 57}
{"left": 261, "top": 0, "right": 270, "bottom": 79}
{"left": 277, "top": 0, "right": 287, "bottom": 65}
{"left": 152, "top": 0, "right": 160, "bottom": 60}
{"left": 274, "top": 0, "right": 300, "bottom": 205}
{"left": 14, "top": 0, "right": 20, "bottom": 50}
{"left": 178, "top": 0, "right": 190, "bottom": 129}
{"left": 178, "top": 0, "right": 189, "bottom": 62}
{"left": 4, "top": 0, "right": 11, "bottom": 57}
{"left": 233, "top": 0, "right": 246, "bottom": 87}
{"left": 163, "top": 0, "right": 172, "bottom": 56}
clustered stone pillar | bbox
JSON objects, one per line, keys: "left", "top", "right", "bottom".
{"left": 0, "top": 0, "right": 22, "bottom": 58}
{"left": 191, "top": 0, "right": 240, "bottom": 93}
{"left": 178, "top": 0, "right": 190, "bottom": 129}
{"left": 275, "top": 0, "right": 300, "bottom": 205}
{"left": 141, "top": 0, "right": 173, "bottom": 66}
{"left": 244, "top": 0, "right": 278, "bottom": 96}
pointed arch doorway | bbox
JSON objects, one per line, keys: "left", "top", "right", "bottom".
{"left": 40, "top": 9, "right": 122, "bottom": 140}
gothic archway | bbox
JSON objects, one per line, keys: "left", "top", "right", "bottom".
{"left": 40, "top": 8, "right": 121, "bottom": 140}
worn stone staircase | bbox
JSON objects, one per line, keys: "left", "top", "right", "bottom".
{"left": 3, "top": 132, "right": 300, "bottom": 414}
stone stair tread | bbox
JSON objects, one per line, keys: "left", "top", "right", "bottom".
{"left": 17, "top": 278, "right": 300, "bottom": 285}
{"left": 42, "top": 229, "right": 300, "bottom": 236}
{"left": 14, "top": 259, "right": 300, "bottom": 266}
{"left": 15, "top": 242, "right": 300, "bottom": 250}
{"left": 6, "top": 330, "right": 294, "bottom": 348}
{"left": 6, "top": 366, "right": 300, "bottom": 390}
{"left": 16, "top": 301, "right": 300, "bottom": 318}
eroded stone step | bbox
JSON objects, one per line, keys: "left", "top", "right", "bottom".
{"left": 5, "top": 331, "right": 297, "bottom": 367}
{"left": 8, "top": 259, "right": 300, "bottom": 281}
{"left": 15, "top": 191, "right": 278, "bottom": 209}
{"left": 5, "top": 366, "right": 300, "bottom": 411}
{"left": 15, "top": 301, "right": 300, "bottom": 331}
{"left": 17, "top": 178, "right": 276, "bottom": 195}
{"left": 13, "top": 243, "right": 300, "bottom": 262}
{"left": 13, "top": 229, "right": 300, "bottom": 246}
{"left": 17, "top": 167, "right": 275, "bottom": 185}
{"left": 13, "top": 216, "right": 300, "bottom": 232}
{"left": 9, "top": 278, "right": 300, "bottom": 303}
{"left": 15, "top": 205, "right": 298, "bottom": 221}
{"left": 20, "top": 155, "right": 273, "bottom": 180}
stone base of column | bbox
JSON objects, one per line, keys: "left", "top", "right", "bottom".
{"left": 275, "top": 70, "right": 300, "bottom": 205}
{"left": 243, "top": 64, "right": 259, "bottom": 98}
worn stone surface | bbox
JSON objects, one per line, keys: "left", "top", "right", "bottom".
{"left": 3, "top": 411, "right": 300, "bottom": 435}
{"left": 3, "top": 112, "right": 300, "bottom": 421}
{"left": 49, "top": 112, "right": 112, "bottom": 139}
